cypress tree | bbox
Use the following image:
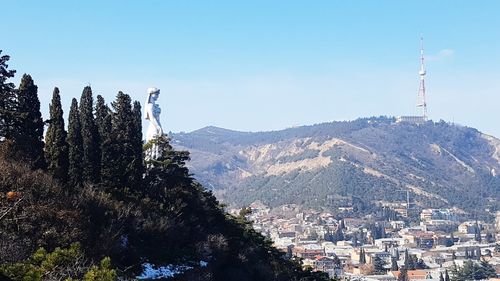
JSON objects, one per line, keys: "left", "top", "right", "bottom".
{"left": 335, "top": 226, "right": 344, "bottom": 242}
{"left": 110, "top": 91, "right": 135, "bottom": 187}
{"left": 45, "top": 87, "right": 69, "bottom": 181}
{"left": 79, "top": 86, "right": 99, "bottom": 183}
{"left": 444, "top": 269, "right": 450, "bottom": 281}
{"left": 373, "top": 256, "right": 386, "bottom": 274}
{"left": 486, "top": 232, "right": 494, "bottom": 243}
{"left": 95, "top": 95, "right": 112, "bottom": 184}
{"left": 439, "top": 272, "right": 444, "bottom": 281}
{"left": 408, "top": 255, "right": 416, "bottom": 270}
{"left": 13, "top": 74, "right": 45, "bottom": 168}
{"left": 475, "top": 221, "right": 482, "bottom": 243}
{"left": 359, "top": 248, "right": 366, "bottom": 264}
{"left": 398, "top": 267, "right": 408, "bottom": 281}
{"left": 68, "top": 98, "right": 83, "bottom": 186}
{"left": 403, "top": 249, "right": 416, "bottom": 270}
{"left": 100, "top": 109, "right": 114, "bottom": 185}
{"left": 391, "top": 257, "right": 399, "bottom": 271}
{"left": 131, "top": 101, "right": 143, "bottom": 188}
{"left": 95, "top": 95, "right": 107, "bottom": 129}
{"left": 0, "top": 50, "right": 16, "bottom": 140}
{"left": 404, "top": 249, "right": 410, "bottom": 267}
{"left": 480, "top": 260, "right": 496, "bottom": 278}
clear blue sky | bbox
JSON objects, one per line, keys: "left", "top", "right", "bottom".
{"left": 3, "top": 1, "right": 500, "bottom": 137}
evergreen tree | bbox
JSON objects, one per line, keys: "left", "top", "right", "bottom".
{"left": 395, "top": 248, "right": 400, "bottom": 260}
{"left": 332, "top": 254, "right": 341, "bottom": 268}
{"left": 485, "top": 232, "right": 494, "bottom": 243}
{"left": 403, "top": 249, "right": 417, "bottom": 270}
{"left": 415, "top": 258, "right": 428, "bottom": 269}
{"left": 45, "top": 87, "right": 69, "bottom": 181}
{"left": 95, "top": 95, "right": 113, "bottom": 184}
{"left": 359, "top": 248, "right": 366, "bottom": 264}
{"left": 12, "top": 74, "right": 45, "bottom": 168}
{"left": 451, "top": 251, "right": 456, "bottom": 260}
{"left": 95, "top": 95, "right": 108, "bottom": 138}
{"left": 439, "top": 272, "right": 444, "bottom": 281}
{"left": 334, "top": 226, "right": 344, "bottom": 242}
{"left": 110, "top": 92, "right": 135, "bottom": 187}
{"left": 444, "top": 269, "right": 450, "bottom": 281}
{"left": 475, "top": 221, "right": 482, "bottom": 243}
{"left": 100, "top": 111, "right": 113, "bottom": 185}
{"left": 67, "top": 98, "right": 83, "bottom": 186}
{"left": 79, "top": 86, "right": 99, "bottom": 183}
{"left": 131, "top": 101, "right": 143, "bottom": 188}
{"left": 408, "top": 255, "right": 417, "bottom": 270}
{"left": 372, "top": 256, "right": 386, "bottom": 274}
{"left": 451, "top": 259, "right": 497, "bottom": 281}
{"left": 398, "top": 266, "right": 409, "bottom": 281}
{"left": 495, "top": 244, "right": 500, "bottom": 253}
{"left": 391, "top": 257, "right": 399, "bottom": 271}
{"left": 95, "top": 95, "right": 106, "bottom": 179}
{"left": 404, "top": 249, "right": 410, "bottom": 268}
{"left": 0, "top": 50, "right": 16, "bottom": 140}
{"left": 480, "top": 260, "right": 496, "bottom": 278}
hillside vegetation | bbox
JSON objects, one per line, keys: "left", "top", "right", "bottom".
{"left": 0, "top": 50, "right": 330, "bottom": 280}
{"left": 172, "top": 117, "right": 500, "bottom": 219}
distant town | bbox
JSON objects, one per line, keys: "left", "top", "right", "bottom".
{"left": 231, "top": 202, "right": 500, "bottom": 281}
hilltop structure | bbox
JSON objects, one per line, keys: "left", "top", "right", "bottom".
{"left": 396, "top": 37, "right": 429, "bottom": 124}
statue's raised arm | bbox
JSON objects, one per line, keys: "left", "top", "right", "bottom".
{"left": 145, "top": 87, "right": 163, "bottom": 142}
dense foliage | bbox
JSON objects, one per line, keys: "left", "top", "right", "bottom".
{"left": 0, "top": 243, "right": 116, "bottom": 281}
{"left": 450, "top": 260, "right": 496, "bottom": 281}
{"left": 45, "top": 87, "right": 69, "bottom": 182}
{"left": 0, "top": 50, "right": 16, "bottom": 141}
{"left": 173, "top": 117, "right": 500, "bottom": 220}
{"left": 0, "top": 50, "right": 331, "bottom": 280}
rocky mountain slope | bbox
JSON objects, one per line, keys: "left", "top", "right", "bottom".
{"left": 171, "top": 117, "right": 500, "bottom": 218}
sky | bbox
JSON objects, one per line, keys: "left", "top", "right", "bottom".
{"left": 3, "top": 1, "right": 500, "bottom": 137}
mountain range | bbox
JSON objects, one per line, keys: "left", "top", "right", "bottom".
{"left": 171, "top": 117, "right": 500, "bottom": 219}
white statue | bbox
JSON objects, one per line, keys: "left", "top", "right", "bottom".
{"left": 145, "top": 87, "right": 163, "bottom": 142}
{"left": 145, "top": 87, "right": 163, "bottom": 160}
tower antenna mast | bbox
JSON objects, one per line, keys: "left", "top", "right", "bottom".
{"left": 417, "top": 37, "right": 428, "bottom": 120}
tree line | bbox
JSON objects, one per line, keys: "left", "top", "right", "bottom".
{"left": 0, "top": 50, "right": 333, "bottom": 281}
{"left": 0, "top": 53, "right": 143, "bottom": 191}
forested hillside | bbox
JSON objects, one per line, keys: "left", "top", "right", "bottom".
{"left": 0, "top": 51, "right": 331, "bottom": 280}
{"left": 172, "top": 117, "right": 500, "bottom": 220}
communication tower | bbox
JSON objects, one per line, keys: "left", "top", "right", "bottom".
{"left": 416, "top": 37, "right": 428, "bottom": 120}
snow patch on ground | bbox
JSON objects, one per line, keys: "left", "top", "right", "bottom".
{"left": 138, "top": 261, "right": 208, "bottom": 279}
